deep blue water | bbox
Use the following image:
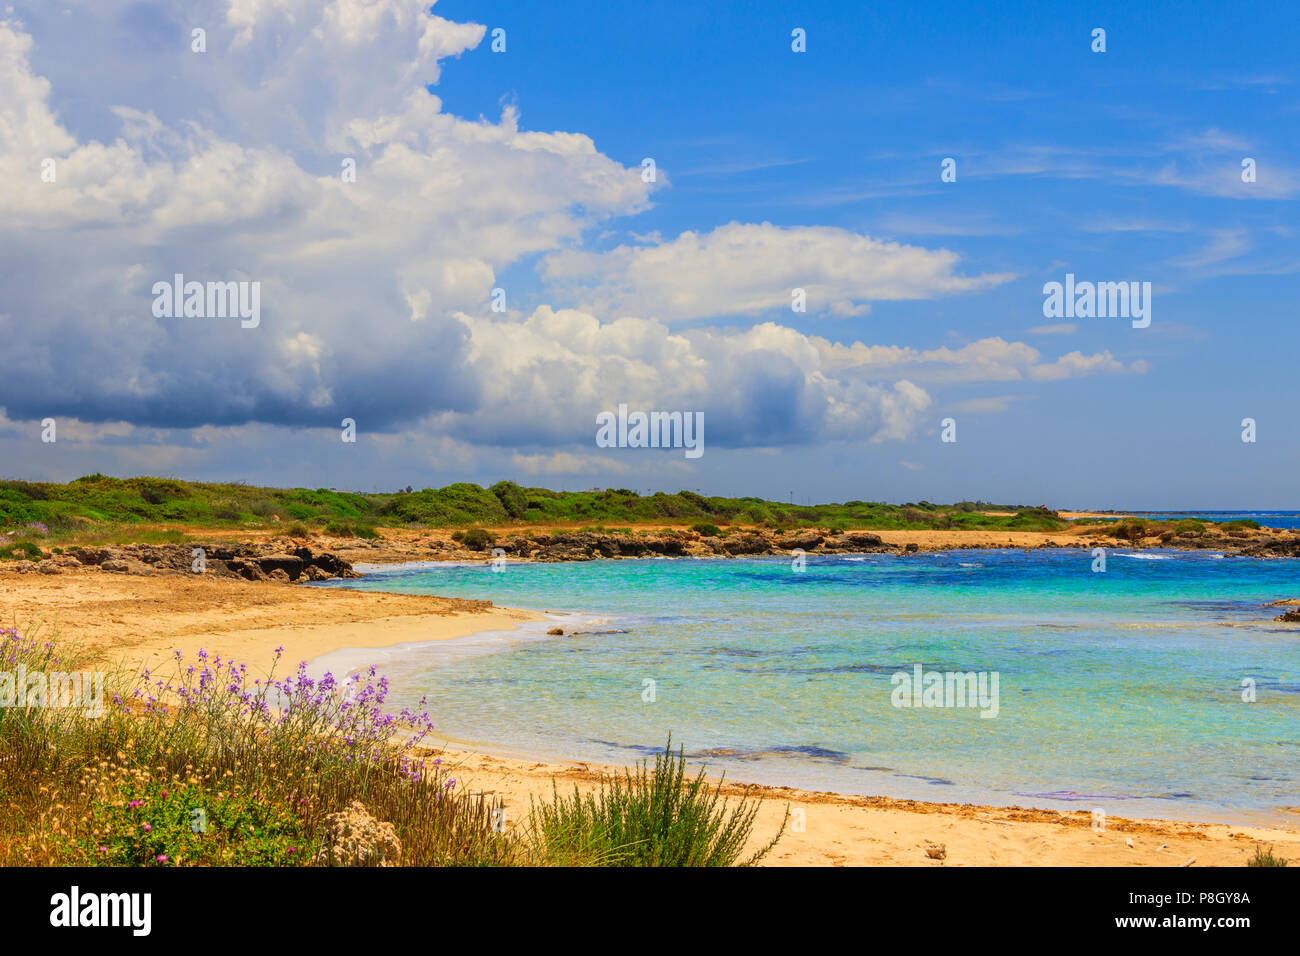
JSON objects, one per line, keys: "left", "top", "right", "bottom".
{"left": 1125, "top": 512, "right": 1300, "bottom": 529}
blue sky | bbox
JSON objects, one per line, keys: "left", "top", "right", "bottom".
{"left": 0, "top": 0, "right": 1296, "bottom": 507}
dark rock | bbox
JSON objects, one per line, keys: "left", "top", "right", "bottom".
{"left": 777, "top": 530, "right": 824, "bottom": 550}
{"left": 722, "top": 532, "right": 769, "bottom": 555}
{"left": 642, "top": 534, "right": 687, "bottom": 556}
{"left": 534, "top": 532, "right": 620, "bottom": 560}
{"left": 494, "top": 536, "right": 533, "bottom": 555}
{"left": 70, "top": 547, "right": 111, "bottom": 565}
{"left": 842, "top": 531, "right": 885, "bottom": 549}
{"left": 292, "top": 546, "right": 350, "bottom": 575}
{"left": 228, "top": 558, "right": 266, "bottom": 581}
{"left": 615, "top": 538, "right": 650, "bottom": 557}
{"left": 257, "top": 554, "right": 305, "bottom": 580}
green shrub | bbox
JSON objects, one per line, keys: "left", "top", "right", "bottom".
{"left": 0, "top": 541, "right": 42, "bottom": 561}
{"left": 1247, "top": 845, "right": 1288, "bottom": 867}
{"left": 527, "top": 738, "right": 786, "bottom": 867}
{"left": 89, "top": 779, "right": 311, "bottom": 867}
{"left": 678, "top": 490, "right": 710, "bottom": 512}
{"left": 691, "top": 523, "right": 722, "bottom": 537}
{"left": 384, "top": 483, "right": 510, "bottom": 527}
{"left": 323, "top": 520, "right": 354, "bottom": 537}
{"left": 1222, "top": 519, "right": 1261, "bottom": 531}
{"left": 490, "top": 481, "right": 530, "bottom": 519}
{"left": 285, "top": 523, "right": 310, "bottom": 538}
{"left": 1112, "top": 519, "right": 1148, "bottom": 542}
{"left": 460, "top": 528, "right": 492, "bottom": 550}
{"left": 352, "top": 524, "right": 380, "bottom": 540}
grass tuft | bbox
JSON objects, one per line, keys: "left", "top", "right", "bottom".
{"left": 1247, "top": 845, "right": 1288, "bottom": 867}
{"left": 526, "top": 736, "right": 787, "bottom": 866}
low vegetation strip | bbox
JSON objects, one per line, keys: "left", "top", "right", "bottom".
{"left": 0, "top": 474, "right": 1064, "bottom": 538}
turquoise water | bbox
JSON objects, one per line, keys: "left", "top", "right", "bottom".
{"left": 311, "top": 550, "right": 1300, "bottom": 823}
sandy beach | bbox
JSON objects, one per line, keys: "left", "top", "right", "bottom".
{"left": 6, "top": 557, "right": 1298, "bottom": 867}
{"left": 439, "top": 746, "right": 1300, "bottom": 867}
{"left": 1, "top": 566, "right": 543, "bottom": 679}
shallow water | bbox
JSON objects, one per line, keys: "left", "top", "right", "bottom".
{"left": 311, "top": 549, "right": 1300, "bottom": 824}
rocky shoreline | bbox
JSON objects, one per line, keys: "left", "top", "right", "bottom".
{"left": 7, "top": 523, "right": 1300, "bottom": 585}
{"left": 9, "top": 542, "right": 357, "bottom": 582}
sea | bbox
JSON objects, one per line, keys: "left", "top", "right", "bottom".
{"left": 1124, "top": 511, "right": 1300, "bottom": 530}
{"left": 308, "top": 546, "right": 1300, "bottom": 824}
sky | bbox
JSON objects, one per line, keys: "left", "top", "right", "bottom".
{"left": 0, "top": 0, "right": 1296, "bottom": 508}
